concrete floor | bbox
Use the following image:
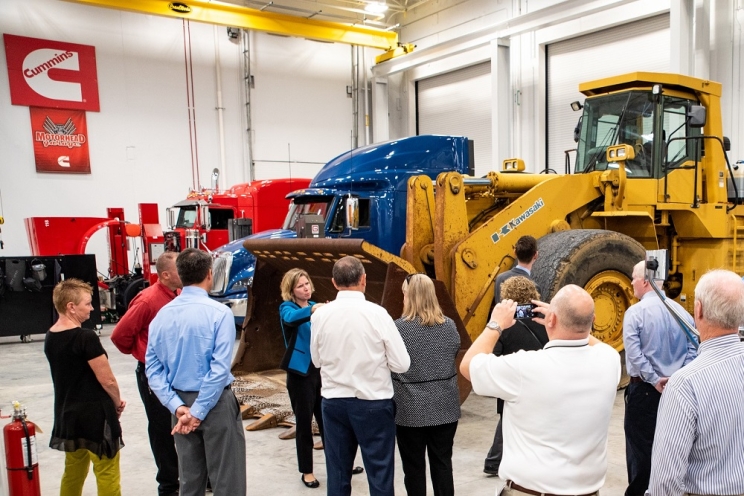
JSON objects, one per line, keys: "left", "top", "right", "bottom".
{"left": 0, "top": 326, "right": 628, "bottom": 495}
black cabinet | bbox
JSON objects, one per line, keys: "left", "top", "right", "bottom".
{"left": 0, "top": 255, "right": 101, "bottom": 339}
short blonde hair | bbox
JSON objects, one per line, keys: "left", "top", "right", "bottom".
{"left": 280, "top": 268, "right": 314, "bottom": 303}
{"left": 500, "top": 276, "right": 540, "bottom": 303}
{"left": 401, "top": 274, "right": 445, "bottom": 326}
{"left": 52, "top": 278, "right": 93, "bottom": 314}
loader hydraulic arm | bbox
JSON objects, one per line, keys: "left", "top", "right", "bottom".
{"left": 439, "top": 172, "right": 603, "bottom": 340}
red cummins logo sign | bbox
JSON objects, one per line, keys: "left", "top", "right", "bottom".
{"left": 4, "top": 34, "right": 100, "bottom": 111}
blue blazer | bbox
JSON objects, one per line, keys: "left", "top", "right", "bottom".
{"left": 279, "top": 300, "right": 315, "bottom": 376}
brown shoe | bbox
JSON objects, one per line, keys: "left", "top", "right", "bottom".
{"left": 313, "top": 441, "right": 324, "bottom": 450}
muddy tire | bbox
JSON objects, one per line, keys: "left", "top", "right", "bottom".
{"left": 532, "top": 229, "right": 645, "bottom": 353}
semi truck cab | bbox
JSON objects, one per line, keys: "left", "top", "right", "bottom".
{"left": 209, "top": 135, "right": 474, "bottom": 325}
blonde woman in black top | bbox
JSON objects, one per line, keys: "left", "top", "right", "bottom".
{"left": 393, "top": 273, "right": 461, "bottom": 496}
{"left": 45, "top": 278, "right": 126, "bottom": 495}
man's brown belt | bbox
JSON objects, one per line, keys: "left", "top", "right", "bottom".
{"left": 505, "top": 480, "right": 598, "bottom": 496}
{"left": 629, "top": 376, "right": 643, "bottom": 384}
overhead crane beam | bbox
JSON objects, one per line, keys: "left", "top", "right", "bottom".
{"left": 62, "top": 0, "right": 402, "bottom": 53}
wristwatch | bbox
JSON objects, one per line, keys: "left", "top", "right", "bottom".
{"left": 486, "top": 321, "right": 502, "bottom": 336}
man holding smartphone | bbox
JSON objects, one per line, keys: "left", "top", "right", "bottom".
{"left": 462, "top": 284, "right": 620, "bottom": 496}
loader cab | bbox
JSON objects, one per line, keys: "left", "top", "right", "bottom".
{"left": 574, "top": 90, "right": 703, "bottom": 184}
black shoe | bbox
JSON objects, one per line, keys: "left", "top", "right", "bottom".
{"left": 302, "top": 475, "right": 320, "bottom": 488}
{"left": 483, "top": 465, "right": 499, "bottom": 476}
{"left": 352, "top": 466, "right": 364, "bottom": 475}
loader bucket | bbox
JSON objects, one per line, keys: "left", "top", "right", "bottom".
{"left": 233, "top": 238, "right": 472, "bottom": 403}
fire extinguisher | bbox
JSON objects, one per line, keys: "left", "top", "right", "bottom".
{"left": 3, "top": 401, "right": 41, "bottom": 496}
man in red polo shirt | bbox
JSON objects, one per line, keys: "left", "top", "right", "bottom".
{"left": 112, "top": 251, "right": 182, "bottom": 496}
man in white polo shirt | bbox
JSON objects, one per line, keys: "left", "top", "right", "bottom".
{"left": 461, "top": 284, "right": 620, "bottom": 496}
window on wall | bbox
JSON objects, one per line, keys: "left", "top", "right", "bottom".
{"left": 416, "top": 62, "right": 492, "bottom": 175}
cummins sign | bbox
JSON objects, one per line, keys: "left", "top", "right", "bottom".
{"left": 3, "top": 34, "right": 100, "bottom": 111}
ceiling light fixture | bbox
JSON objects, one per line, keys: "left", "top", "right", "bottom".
{"left": 364, "top": 1, "right": 388, "bottom": 14}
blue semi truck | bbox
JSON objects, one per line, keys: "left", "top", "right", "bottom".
{"left": 208, "top": 135, "right": 474, "bottom": 325}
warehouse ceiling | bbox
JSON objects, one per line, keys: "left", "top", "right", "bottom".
{"left": 220, "top": 0, "right": 427, "bottom": 30}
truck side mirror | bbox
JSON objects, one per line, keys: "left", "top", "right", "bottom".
{"left": 689, "top": 105, "right": 706, "bottom": 128}
{"left": 200, "top": 204, "right": 211, "bottom": 232}
{"left": 166, "top": 207, "right": 177, "bottom": 230}
{"left": 346, "top": 197, "right": 359, "bottom": 230}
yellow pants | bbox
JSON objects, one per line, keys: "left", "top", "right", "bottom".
{"left": 59, "top": 449, "right": 121, "bottom": 496}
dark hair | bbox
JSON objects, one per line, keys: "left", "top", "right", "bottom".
{"left": 176, "top": 248, "right": 212, "bottom": 286}
{"left": 514, "top": 235, "right": 538, "bottom": 264}
{"left": 332, "top": 256, "right": 365, "bottom": 287}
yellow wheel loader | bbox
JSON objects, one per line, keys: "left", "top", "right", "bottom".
{"left": 236, "top": 72, "right": 743, "bottom": 399}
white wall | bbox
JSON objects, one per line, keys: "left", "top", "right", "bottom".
{"left": 374, "top": 0, "right": 744, "bottom": 173}
{"left": 250, "top": 34, "right": 356, "bottom": 180}
{"left": 0, "top": 0, "right": 355, "bottom": 272}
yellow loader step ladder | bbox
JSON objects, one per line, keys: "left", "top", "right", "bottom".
{"left": 731, "top": 214, "right": 744, "bottom": 270}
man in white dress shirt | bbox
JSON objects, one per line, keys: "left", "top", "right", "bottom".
{"left": 461, "top": 284, "right": 620, "bottom": 496}
{"left": 310, "top": 256, "right": 410, "bottom": 496}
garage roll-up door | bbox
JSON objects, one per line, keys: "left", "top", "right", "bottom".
{"left": 417, "top": 61, "right": 492, "bottom": 175}
{"left": 547, "top": 14, "right": 670, "bottom": 172}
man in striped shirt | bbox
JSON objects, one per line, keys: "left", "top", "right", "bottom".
{"left": 648, "top": 269, "right": 744, "bottom": 496}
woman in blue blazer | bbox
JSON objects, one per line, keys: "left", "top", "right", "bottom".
{"left": 280, "top": 268, "right": 325, "bottom": 488}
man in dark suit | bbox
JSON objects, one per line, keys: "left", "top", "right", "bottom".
{"left": 493, "top": 235, "right": 539, "bottom": 304}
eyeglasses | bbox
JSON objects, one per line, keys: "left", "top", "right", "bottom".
{"left": 405, "top": 273, "right": 426, "bottom": 284}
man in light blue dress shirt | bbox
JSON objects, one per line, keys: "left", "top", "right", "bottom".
{"left": 146, "top": 248, "right": 246, "bottom": 496}
{"left": 623, "top": 260, "right": 696, "bottom": 496}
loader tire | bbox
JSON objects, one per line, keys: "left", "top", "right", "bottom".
{"left": 532, "top": 229, "right": 645, "bottom": 355}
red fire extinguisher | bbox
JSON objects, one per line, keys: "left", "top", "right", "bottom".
{"left": 3, "top": 401, "right": 41, "bottom": 496}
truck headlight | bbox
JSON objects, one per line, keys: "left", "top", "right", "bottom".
{"left": 229, "top": 276, "right": 253, "bottom": 291}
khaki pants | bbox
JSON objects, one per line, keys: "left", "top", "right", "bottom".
{"left": 503, "top": 486, "right": 599, "bottom": 496}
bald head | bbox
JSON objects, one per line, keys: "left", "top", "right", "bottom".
{"left": 550, "top": 284, "right": 595, "bottom": 336}
{"left": 155, "top": 251, "right": 177, "bottom": 276}
{"left": 155, "top": 251, "right": 182, "bottom": 291}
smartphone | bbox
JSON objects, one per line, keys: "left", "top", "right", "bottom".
{"left": 514, "top": 303, "right": 536, "bottom": 320}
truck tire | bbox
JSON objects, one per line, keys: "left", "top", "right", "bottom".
{"left": 532, "top": 229, "right": 644, "bottom": 384}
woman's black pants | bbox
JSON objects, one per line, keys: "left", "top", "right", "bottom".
{"left": 286, "top": 367, "right": 324, "bottom": 474}
{"left": 396, "top": 421, "right": 458, "bottom": 496}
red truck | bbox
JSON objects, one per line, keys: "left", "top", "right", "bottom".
{"left": 24, "top": 175, "right": 311, "bottom": 318}
{"left": 164, "top": 176, "right": 311, "bottom": 252}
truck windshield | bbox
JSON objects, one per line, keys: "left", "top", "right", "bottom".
{"left": 283, "top": 199, "right": 332, "bottom": 230}
{"left": 575, "top": 91, "right": 655, "bottom": 177}
{"left": 176, "top": 207, "right": 197, "bottom": 228}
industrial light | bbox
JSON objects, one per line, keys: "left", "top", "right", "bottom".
{"left": 364, "top": 1, "right": 388, "bottom": 14}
